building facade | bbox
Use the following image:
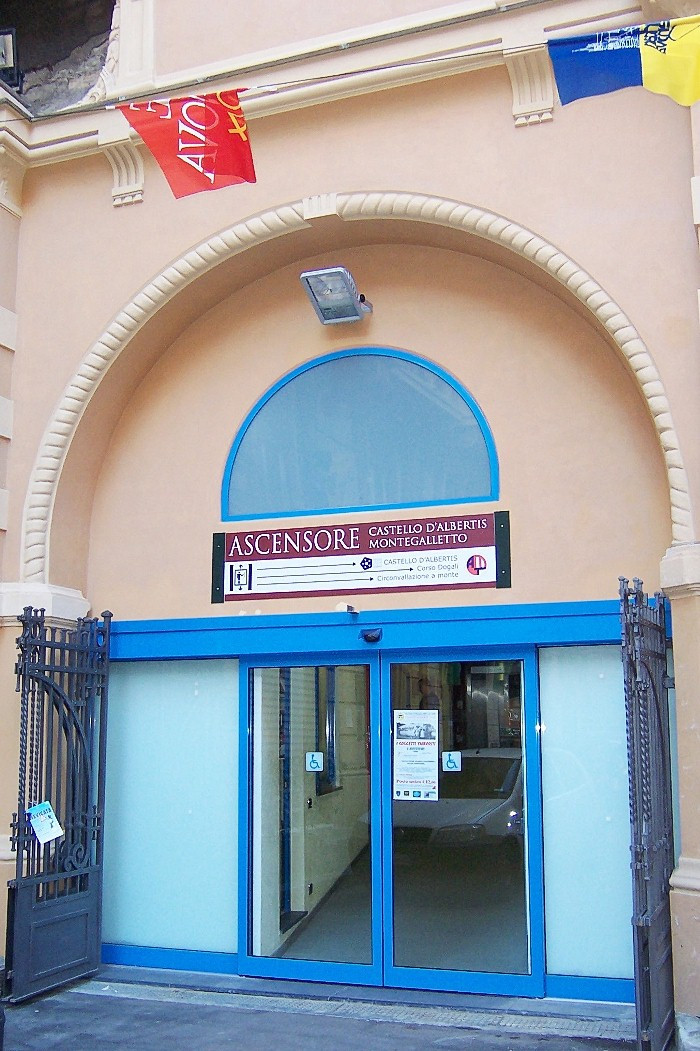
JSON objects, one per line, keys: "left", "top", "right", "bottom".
{"left": 1, "top": 0, "right": 699, "bottom": 1031}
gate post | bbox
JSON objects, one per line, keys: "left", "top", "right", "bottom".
{"left": 660, "top": 544, "right": 700, "bottom": 1028}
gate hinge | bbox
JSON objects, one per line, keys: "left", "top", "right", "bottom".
{"left": 663, "top": 674, "right": 675, "bottom": 690}
{"left": 631, "top": 844, "right": 646, "bottom": 866}
{"left": 7, "top": 879, "right": 16, "bottom": 889}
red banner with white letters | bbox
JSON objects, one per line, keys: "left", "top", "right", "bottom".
{"left": 118, "top": 91, "right": 256, "bottom": 198}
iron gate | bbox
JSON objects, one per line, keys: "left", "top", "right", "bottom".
{"left": 620, "top": 578, "right": 675, "bottom": 1051}
{"left": 2, "top": 606, "right": 111, "bottom": 1002}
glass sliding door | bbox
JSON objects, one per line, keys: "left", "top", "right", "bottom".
{"left": 240, "top": 647, "right": 542, "bottom": 994}
{"left": 246, "top": 662, "right": 377, "bottom": 976}
{"left": 387, "top": 660, "right": 532, "bottom": 982}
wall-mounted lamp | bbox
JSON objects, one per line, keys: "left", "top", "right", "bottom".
{"left": 360, "top": 628, "right": 382, "bottom": 643}
{"left": 0, "top": 29, "right": 22, "bottom": 91}
{"left": 300, "top": 267, "right": 373, "bottom": 325}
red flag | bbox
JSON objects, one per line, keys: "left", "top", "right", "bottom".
{"left": 118, "top": 91, "right": 256, "bottom": 198}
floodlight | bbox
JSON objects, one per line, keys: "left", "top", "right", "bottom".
{"left": 300, "top": 267, "right": 373, "bottom": 325}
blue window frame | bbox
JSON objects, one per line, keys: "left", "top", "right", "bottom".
{"left": 315, "top": 667, "right": 339, "bottom": 795}
{"left": 221, "top": 348, "right": 499, "bottom": 521}
{"left": 279, "top": 667, "right": 292, "bottom": 919}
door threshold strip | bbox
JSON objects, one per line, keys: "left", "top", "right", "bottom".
{"left": 73, "top": 979, "right": 636, "bottom": 1043}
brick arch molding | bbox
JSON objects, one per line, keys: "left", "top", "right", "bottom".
{"left": 21, "top": 191, "right": 694, "bottom": 583}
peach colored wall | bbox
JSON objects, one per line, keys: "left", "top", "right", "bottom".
{"left": 153, "top": 0, "right": 461, "bottom": 77}
{"left": 6, "top": 69, "right": 700, "bottom": 589}
{"left": 84, "top": 243, "right": 670, "bottom": 619}
{"left": 0, "top": 208, "right": 19, "bottom": 309}
{"left": 4, "top": 8, "right": 700, "bottom": 1010}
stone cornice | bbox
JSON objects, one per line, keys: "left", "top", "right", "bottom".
{"left": 2, "top": 47, "right": 504, "bottom": 170}
{"left": 0, "top": 0, "right": 645, "bottom": 215}
{"left": 0, "top": 0, "right": 643, "bottom": 174}
{"left": 671, "top": 855, "right": 700, "bottom": 893}
{"left": 118, "top": 0, "right": 640, "bottom": 102}
{"left": 0, "top": 583, "right": 90, "bottom": 620}
{"left": 661, "top": 543, "right": 700, "bottom": 595}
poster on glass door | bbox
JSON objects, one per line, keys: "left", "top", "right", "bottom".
{"left": 393, "top": 710, "right": 439, "bottom": 800}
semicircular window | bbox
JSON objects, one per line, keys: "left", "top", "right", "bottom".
{"left": 222, "top": 349, "right": 498, "bottom": 520}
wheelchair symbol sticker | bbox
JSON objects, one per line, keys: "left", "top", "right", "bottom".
{"left": 442, "top": 751, "right": 462, "bottom": 772}
{"left": 306, "top": 752, "right": 324, "bottom": 772}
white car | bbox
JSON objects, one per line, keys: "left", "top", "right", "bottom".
{"left": 393, "top": 748, "right": 523, "bottom": 847}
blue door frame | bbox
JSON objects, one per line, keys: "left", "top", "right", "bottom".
{"left": 236, "top": 635, "right": 544, "bottom": 996}
{"left": 107, "top": 599, "right": 632, "bottom": 999}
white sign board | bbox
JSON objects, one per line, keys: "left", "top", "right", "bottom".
{"left": 217, "top": 512, "right": 509, "bottom": 602}
{"left": 442, "top": 750, "right": 462, "bottom": 772}
{"left": 393, "top": 710, "right": 439, "bottom": 800}
{"left": 26, "top": 801, "right": 64, "bottom": 845}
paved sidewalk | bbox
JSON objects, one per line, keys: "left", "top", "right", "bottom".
{"left": 2, "top": 968, "right": 639, "bottom": 1051}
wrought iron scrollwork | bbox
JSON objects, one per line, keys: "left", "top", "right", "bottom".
{"left": 3, "top": 605, "right": 112, "bottom": 1002}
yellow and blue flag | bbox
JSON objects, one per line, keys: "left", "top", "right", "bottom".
{"left": 548, "top": 17, "right": 700, "bottom": 106}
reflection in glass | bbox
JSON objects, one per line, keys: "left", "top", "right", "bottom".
{"left": 391, "top": 661, "right": 528, "bottom": 974}
{"left": 539, "top": 646, "right": 633, "bottom": 978}
{"left": 226, "top": 352, "right": 494, "bottom": 517}
{"left": 250, "top": 665, "right": 371, "bottom": 964}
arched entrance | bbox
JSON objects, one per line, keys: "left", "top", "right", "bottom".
{"left": 22, "top": 191, "right": 692, "bottom": 595}
{"left": 46, "top": 194, "right": 676, "bottom": 1001}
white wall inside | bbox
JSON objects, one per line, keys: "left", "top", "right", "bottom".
{"left": 251, "top": 664, "right": 370, "bottom": 958}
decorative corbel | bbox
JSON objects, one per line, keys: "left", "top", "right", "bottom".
{"left": 102, "top": 139, "right": 144, "bottom": 206}
{"left": 0, "top": 141, "right": 27, "bottom": 218}
{"left": 504, "top": 45, "right": 555, "bottom": 127}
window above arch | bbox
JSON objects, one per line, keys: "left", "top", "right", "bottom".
{"left": 221, "top": 349, "right": 498, "bottom": 521}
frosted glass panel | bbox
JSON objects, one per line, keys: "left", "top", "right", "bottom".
{"left": 539, "top": 646, "right": 633, "bottom": 978}
{"left": 226, "top": 352, "right": 493, "bottom": 517}
{"left": 103, "top": 660, "right": 238, "bottom": 952}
